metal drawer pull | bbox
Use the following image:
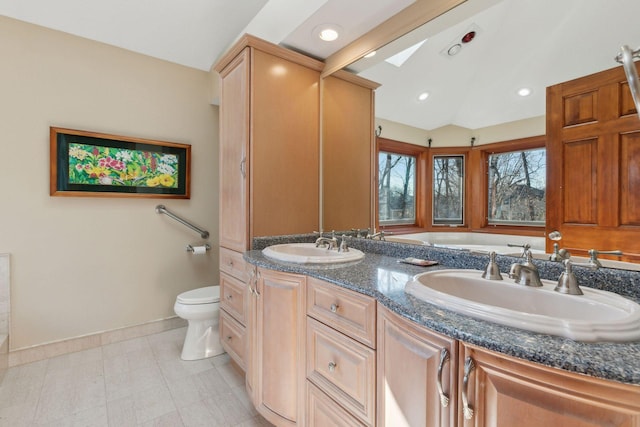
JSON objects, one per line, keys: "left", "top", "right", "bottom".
{"left": 436, "top": 348, "right": 450, "bottom": 407}
{"left": 226, "top": 336, "right": 232, "bottom": 341}
{"left": 240, "top": 156, "right": 246, "bottom": 178}
{"left": 226, "top": 294, "right": 233, "bottom": 300}
{"left": 462, "top": 357, "right": 475, "bottom": 420}
{"left": 328, "top": 361, "right": 337, "bottom": 372}
{"left": 330, "top": 303, "right": 339, "bottom": 313}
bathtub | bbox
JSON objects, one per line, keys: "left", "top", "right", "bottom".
{"left": 385, "top": 232, "right": 545, "bottom": 256}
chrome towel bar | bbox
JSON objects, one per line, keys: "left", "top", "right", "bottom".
{"left": 155, "top": 204, "right": 210, "bottom": 239}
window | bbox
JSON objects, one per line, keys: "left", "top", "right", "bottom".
{"left": 487, "top": 147, "right": 546, "bottom": 225}
{"left": 378, "top": 151, "right": 416, "bottom": 225}
{"left": 433, "top": 155, "right": 464, "bottom": 225}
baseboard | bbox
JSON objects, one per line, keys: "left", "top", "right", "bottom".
{"left": 8, "top": 316, "right": 187, "bottom": 367}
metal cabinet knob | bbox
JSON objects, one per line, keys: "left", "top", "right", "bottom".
{"left": 330, "top": 303, "right": 339, "bottom": 313}
{"left": 328, "top": 361, "right": 337, "bottom": 372}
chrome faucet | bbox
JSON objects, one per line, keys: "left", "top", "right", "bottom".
{"left": 507, "top": 243, "right": 531, "bottom": 258}
{"left": 586, "top": 249, "right": 623, "bottom": 268}
{"left": 315, "top": 231, "right": 338, "bottom": 250}
{"left": 553, "top": 249, "right": 623, "bottom": 295}
{"left": 508, "top": 250, "right": 542, "bottom": 287}
{"left": 482, "top": 251, "right": 503, "bottom": 280}
{"left": 367, "top": 230, "right": 386, "bottom": 240}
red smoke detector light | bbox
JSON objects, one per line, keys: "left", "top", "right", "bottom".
{"left": 461, "top": 31, "right": 476, "bottom": 43}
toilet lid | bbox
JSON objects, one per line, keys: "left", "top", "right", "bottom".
{"left": 177, "top": 286, "right": 220, "bottom": 304}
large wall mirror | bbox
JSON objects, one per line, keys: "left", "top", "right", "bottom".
{"left": 322, "top": 0, "right": 640, "bottom": 266}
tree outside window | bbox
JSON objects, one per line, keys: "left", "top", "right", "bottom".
{"left": 433, "top": 155, "right": 464, "bottom": 225}
{"left": 488, "top": 148, "right": 546, "bottom": 225}
{"left": 378, "top": 151, "right": 416, "bottom": 225}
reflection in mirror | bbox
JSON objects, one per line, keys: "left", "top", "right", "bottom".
{"left": 341, "top": 0, "right": 640, "bottom": 269}
{"left": 433, "top": 155, "right": 464, "bottom": 225}
{"left": 378, "top": 150, "right": 416, "bottom": 226}
{"left": 351, "top": 0, "right": 640, "bottom": 133}
{"left": 487, "top": 148, "right": 545, "bottom": 226}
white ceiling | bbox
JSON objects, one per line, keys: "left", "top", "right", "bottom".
{"left": 1, "top": 0, "right": 639, "bottom": 131}
{"left": 0, "top": 0, "right": 411, "bottom": 70}
{"left": 355, "top": 0, "right": 640, "bottom": 130}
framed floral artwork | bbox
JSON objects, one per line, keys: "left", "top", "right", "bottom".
{"left": 50, "top": 127, "right": 191, "bottom": 198}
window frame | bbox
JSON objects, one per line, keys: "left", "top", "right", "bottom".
{"left": 376, "top": 135, "right": 545, "bottom": 237}
{"left": 376, "top": 138, "right": 428, "bottom": 232}
{"left": 470, "top": 135, "right": 546, "bottom": 236}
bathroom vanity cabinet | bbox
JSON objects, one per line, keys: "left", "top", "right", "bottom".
{"left": 378, "top": 303, "right": 640, "bottom": 427}
{"left": 377, "top": 305, "right": 457, "bottom": 427}
{"left": 244, "top": 265, "right": 640, "bottom": 427}
{"left": 306, "top": 277, "right": 377, "bottom": 426}
{"left": 247, "top": 267, "right": 307, "bottom": 426}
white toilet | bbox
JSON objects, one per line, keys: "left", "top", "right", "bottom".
{"left": 173, "top": 285, "right": 225, "bottom": 361}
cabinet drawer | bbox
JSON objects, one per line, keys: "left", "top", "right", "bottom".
{"left": 220, "top": 272, "right": 247, "bottom": 325}
{"left": 220, "top": 310, "right": 246, "bottom": 371}
{"left": 306, "top": 317, "right": 375, "bottom": 426}
{"left": 307, "top": 381, "right": 366, "bottom": 427}
{"left": 307, "top": 277, "right": 376, "bottom": 348}
{"left": 219, "top": 247, "right": 249, "bottom": 282}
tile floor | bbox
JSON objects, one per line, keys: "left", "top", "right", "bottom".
{"left": 0, "top": 327, "right": 273, "bottom": 426}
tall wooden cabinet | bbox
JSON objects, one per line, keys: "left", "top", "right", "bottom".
{"left": 214, "top": 36, "right": 322, "bottom": 380}
{"left": 322, "top": 71, "right": 380, "bottom": 231}
{"left": 215, "top": 35, "right": 322, "bottom": 252}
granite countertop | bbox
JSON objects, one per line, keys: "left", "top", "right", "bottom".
{"left": 244, "top": 234, "right": 640, "bottom": 386}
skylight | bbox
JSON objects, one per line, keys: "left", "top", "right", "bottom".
{"left": 384, "top": 39, "right": 427, "bottom": 67}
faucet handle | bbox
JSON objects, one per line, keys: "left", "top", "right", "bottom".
{"left": 481, "top": 251, "right": 503, "bottom": 280}
{"left": 507, "top": 243, "right": 531, "bottom": 257}
{"left": 339, "top": 235, "right": 349, "bottom": 252}
{"left": 588, "top": 249, "right": 623, "bottom": 268}
{"left": 554, "top": 260, "right": 584, "bottom": 295}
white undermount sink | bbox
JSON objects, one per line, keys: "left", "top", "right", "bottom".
{"left": 262, "top": 243, "right": 365, "bottom": 264}
{"left": 405, "top": 269, "right": 640, "bottom": 342}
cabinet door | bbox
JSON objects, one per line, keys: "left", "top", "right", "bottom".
{"left": 218, "top": 48, "right": 250, "bottom": 251}
{"left": 377, "top": 305, "right": 457, "bottom": 427}
{"left": 459, "top": 343, "right": 640, "bottom": 427}
{"left": 253, "top": 268, "right": 307, "bottom": 426}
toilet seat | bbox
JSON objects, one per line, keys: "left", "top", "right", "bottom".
{"left": 176, "top": 286, "right": 220, "bottom": 305}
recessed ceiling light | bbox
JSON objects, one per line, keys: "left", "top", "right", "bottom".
{"left": 364, "top": 51, "right": 377, "bottom": 59}
{"left": 314, "top": 24, "right": 342, "bottom": 42}
{"left": 418, "top": 92, "right": 430, "bottom": 101}
{"left": 517, "top": 87, "right": 532, "bottom": 97}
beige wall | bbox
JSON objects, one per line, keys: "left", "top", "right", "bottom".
{"left": 0, "top": 16, "right": 219, "bottom": 350}
{"left": 376, "top": 115, "right": 545, "bottom": 147}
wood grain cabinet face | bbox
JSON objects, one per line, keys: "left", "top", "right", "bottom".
{"left": 219, "top": 310, "right": 246, "bottom": 371}
{"left": 307, "top": 277, "right": 376, "bottom": 348}
{"left": 459, "top": 343, "right": 640, "bottom": 427}
{"left": 307, "top": 381, "right": 366, "bottom": 427}
{"left": 251, "top": 268, "right": 307, "bottom": 426}
{"left": 306, "top": 317, "right": 376, "bottom": 426}
{"left": 377, "top": 305, "right": 458, "bottom": 427}
{"left": 220, "top": 272, "right": 247, "bottom": 326}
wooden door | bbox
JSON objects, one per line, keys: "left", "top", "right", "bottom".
{"left": 254, "top": 268, "right": 307, "bottom": 426}
{"left": 218, "top": 48, "right": 250, "bottom": 251}
{"left": 547, "top": 63, "right": 640, "bottom": 261}
{"left": 377, "top": 305, "right": 457, "bottom": 427}
{"left": 459, "top": 343, "right": 640, "bottom": 427}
